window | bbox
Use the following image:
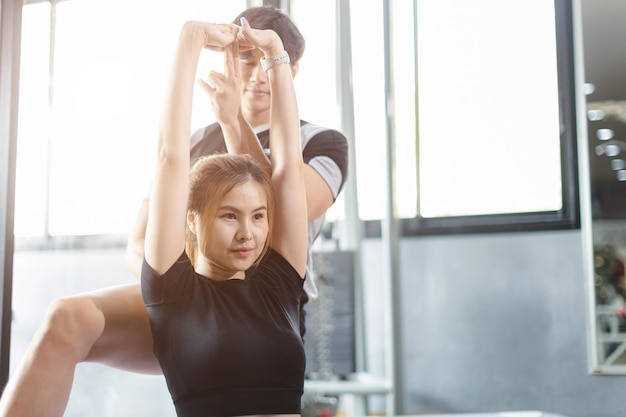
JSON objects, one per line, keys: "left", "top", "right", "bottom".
{"left": 15, "top": 0, "right": 580, "bottom": 241}
{"left": 349, "top": 0, "right": 578, "bottom": 235}
{"left": 15, "top": 0, "right": 247, "bottom": 240}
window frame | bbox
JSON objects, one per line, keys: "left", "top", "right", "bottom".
{"left": 388, "top": 0, "right": 580, "bottom": 238}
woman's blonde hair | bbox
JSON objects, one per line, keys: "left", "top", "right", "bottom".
{"left": 185, "top": 153, "right": 274, "bottom": 267}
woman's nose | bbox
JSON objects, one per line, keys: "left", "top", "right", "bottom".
{"left": 237, "top": 221, "right": 252, "bottom": 241}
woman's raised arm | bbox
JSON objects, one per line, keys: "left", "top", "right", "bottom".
{"left": 144, "top": 22, "right": 239, "bottom": 275}
{"left": 239, "top": 20, "right": 308, "bottom": 278}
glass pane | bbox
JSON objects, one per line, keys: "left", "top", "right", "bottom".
{"left": 416, "top": 0, "right": 563, "bottom": 218}
{"left": 14, "top": 3, "right": 51, "bottom": 237}
{"left": 292, "top": 0, "right": 340, "bottom": 130}
{"left": 15, "top": 0, "right": 246, "bottom": 237}
{"left": 350, "top": 0, "right": 388, "bottom": 221}
{"left": 291, "top": 0, "right": 344, "bottom": 222}
{"left": 391, "top": 0, "right": 418, "bottom": 219}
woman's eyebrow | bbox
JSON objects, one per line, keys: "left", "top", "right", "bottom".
{"left": 218, "top": 205, "right": 267, "bottom": 213}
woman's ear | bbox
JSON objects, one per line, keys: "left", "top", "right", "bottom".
{"left": 187, "top": 211, "right": 197, "bottom": 235}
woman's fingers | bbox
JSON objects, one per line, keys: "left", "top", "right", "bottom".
{"left": 237, "top": 18, "right": 264, "bottom": 49}
{"left": 237, "top": 18, "right": 282, "bottom": 55}
{"left": 195, "top": 22, "right": 240, "bottom": 51}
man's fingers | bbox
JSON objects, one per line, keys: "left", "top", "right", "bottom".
{"left": 199, "top": 70, "right": 224, "bottom": 96}
{"left": 230, "top": 41, "right": 240, "bottom": 78}
{"left": 206, "top": 70, "right": 223, "bottom": 87}
{"left": 197, "top": 79, "right": 214, "bottom": 97}
{"left": 223, "top": 42, "right": 240, "bottom": 79}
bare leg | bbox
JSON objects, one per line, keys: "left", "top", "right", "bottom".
{"left": 0, "top": 283, "right": 159, "bottom": 417}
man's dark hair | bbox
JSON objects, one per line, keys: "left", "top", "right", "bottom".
{"left": 233, "top": 6, "right": 306, "bottom": 64}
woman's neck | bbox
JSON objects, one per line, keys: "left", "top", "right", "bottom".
{"left": 194, "top": 257, "right": 246, "bottom": 281}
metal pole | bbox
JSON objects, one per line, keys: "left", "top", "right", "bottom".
{"left": 336, "top": 0, "right": 366, "bottom": 375}
{"left": 571, "top": 0, "right": 597, "bottom": 372}
{"left": 381, "top": 0, "right": 402, "bottom": 413}
{"left": 0, "top": 0, "right": 22, "bottom": 392}
{"left": 246, "top": 0, "right": 288, "bottom": 13}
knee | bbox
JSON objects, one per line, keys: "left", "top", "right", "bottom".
{"left": 37, "top": 296, "right": 105, "bottom": 356}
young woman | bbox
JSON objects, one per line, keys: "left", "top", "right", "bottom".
{"left": 140, "top": 18, "right": 307, "bottom": 416}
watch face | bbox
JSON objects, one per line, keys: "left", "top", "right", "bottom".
{"left": 260, "top": 57, "right": 270, "bottom": 72}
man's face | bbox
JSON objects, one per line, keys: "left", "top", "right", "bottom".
{"left": 239, "top": 49, "right": 271, "bottom": 118}
{"left": 238, "top": 49, "right": 297, "bottom": 124}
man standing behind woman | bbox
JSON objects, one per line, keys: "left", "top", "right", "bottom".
{"left": 0, "top": 6, "right": 348, "bottom": 417}
{"left": 140, "top": 17, "right": 307, "bottom": 415}
{"left": 126, "top": 6, "right": 349, "bottom": 334}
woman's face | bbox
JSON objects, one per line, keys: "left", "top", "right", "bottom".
{"left": 194, "top": 179, "right": 269, "bottom": 280}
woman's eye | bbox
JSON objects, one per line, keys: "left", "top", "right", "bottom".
{"left": 223, "top": 213, "right": 236, "bottom": 220}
